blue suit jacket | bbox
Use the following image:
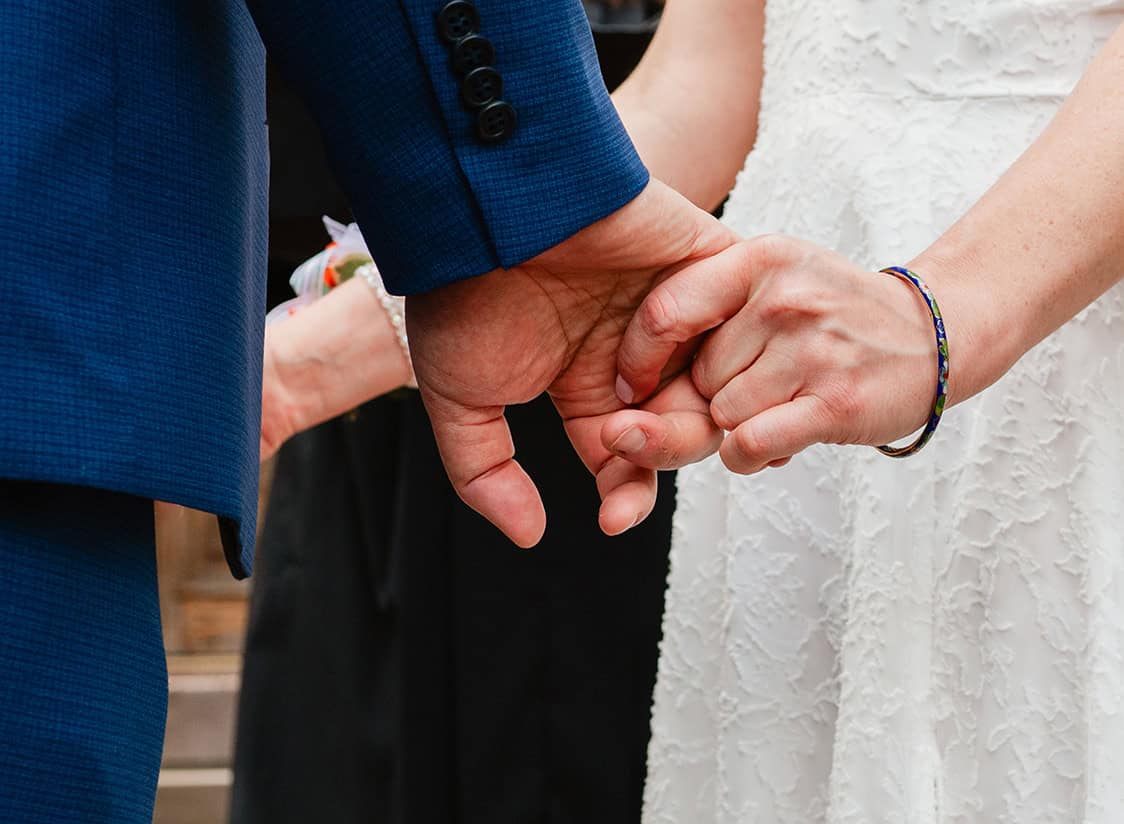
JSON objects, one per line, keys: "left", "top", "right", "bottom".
{"left": 0, "top": 0, "right": 647, "bottom": 577}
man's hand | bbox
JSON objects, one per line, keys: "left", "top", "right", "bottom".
{"left": 406, "top": 180, "right": 736, "bottom": 547}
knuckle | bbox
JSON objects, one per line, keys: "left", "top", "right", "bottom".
{"left": 741, "top": 233, "right": 806, "bottom": 274}
{"left": 638, "top": 289, "right": 682, "bottom": 341}
{"left": 756, "top": 298, "right": 794, "bottom": 326}
{"left": 750, "top": 242, "right": 844, "bottom": 328}
{"left": 719, "top": 449, "right": 743, "bottom": 474}
{"left": 720, "top": 436, "right": 755, "bottom": 475}
{"left": 821, "top": 374, "right": 858, "bottom": 414}
{"left": 732, "top": 423, "right": 770, "bottom": 464}
{"left": 807, "top": 384, "right": 853, "bottom": 443}
{"left": 708, "top": 394, "right": 740, "bottom": 432}
{"left": 656, "top": 438, "right": 682, "bottom": 469}
{"left": 742, "top": 233, "right": 785, "bottom": 269}
{"left": 761, "top": 281, "right": 831, "bottom": 325}
{"left": 691, "top": 357, "right": 720, "bottom": 400}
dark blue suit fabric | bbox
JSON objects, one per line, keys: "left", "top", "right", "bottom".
{"left": 0, "top": 483, "right": 166, "bottom": 823}
{"left": 0, "top": 0, "right": 648, "bottom": 578}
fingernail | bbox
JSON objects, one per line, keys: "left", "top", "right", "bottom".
{"left": 615, "top": 375, "right": 635, "bottom": 405}
{"left": 610, "top": 426, "right": 647, "bottom": 456}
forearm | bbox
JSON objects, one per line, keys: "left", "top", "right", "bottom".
{"left": 914, "top": 24, "right": 1124, "bottom": 405}
{"left": 612, "top": 0, "right": 764, "bottom": 210}
{"left": 251, "top": 0, "right": 647, "bottom": 295}
{"left": 264, "top": 277, "right": 410, "bottom": 446}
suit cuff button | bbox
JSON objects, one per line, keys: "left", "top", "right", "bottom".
{"left": 462, "top": 67, "right": 504, "bottom": 108}
{"left": 437, "top": 1, "right": 480, "bottom": 43}
{"left": 452, "top": 34, "right": 495, "bottom": 74}
{"left": 476, "top": 101, "right": 517, "bottom": 144}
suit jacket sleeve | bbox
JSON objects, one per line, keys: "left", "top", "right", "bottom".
{"left": 247, "top": 0, "right": 650, "bottom": 295}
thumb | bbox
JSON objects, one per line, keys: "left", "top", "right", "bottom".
{"left": 616, "top": 242, "right": 758, "bottom": 404}
{"left": 418, "top": 387, "right": 546, "bottom": 548}
{"left": 601, "top": 373, "right": 724, "bottom": 470}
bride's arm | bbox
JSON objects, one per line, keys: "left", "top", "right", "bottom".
{"left": 607, "top": 24, "right": 1124, "bottom": 473}
{"left": 911, "top": 23, "right": 1124, "bottom": 405}
{"left": 261, "top": 276, "right": 411, "bottom": 460}
{"left": 612, "top": 0, "right": 765, "bottom": 211}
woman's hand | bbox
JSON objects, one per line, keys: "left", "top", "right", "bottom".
{"left": 605, "top": 24, "right": 1124, "bottom": 476}
{"left": 607, "top": 235, "right": 951, "bottom": 474}
{"left": 259, "top": 276, "right": 413, "bottom": 462}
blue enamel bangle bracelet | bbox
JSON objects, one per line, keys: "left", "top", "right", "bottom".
{"left": 875, "top": 266, "right": 950, "bottom": 459}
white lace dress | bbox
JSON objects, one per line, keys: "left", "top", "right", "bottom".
{"left": 644, "top": 2, "right": 1124, "bottom": 822}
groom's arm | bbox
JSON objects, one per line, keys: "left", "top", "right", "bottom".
{"left": 247, "top": 0, "right": 649, "bottom": 295}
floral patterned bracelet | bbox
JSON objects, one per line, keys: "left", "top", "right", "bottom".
{"left": 875, "top": 266, "right": 949, "bottom": 459}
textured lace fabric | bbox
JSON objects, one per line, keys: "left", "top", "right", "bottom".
{"left": 644, "top": 2, "right": 1124, "bottom": 823}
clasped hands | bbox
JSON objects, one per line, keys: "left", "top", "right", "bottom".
{"left": 408, "top": 180, "right": 945, "bottom": 547}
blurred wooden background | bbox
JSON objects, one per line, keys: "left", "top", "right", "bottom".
{"left": 151, "top": 459, "right": 273, "bottom": 824}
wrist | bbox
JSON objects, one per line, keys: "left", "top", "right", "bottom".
{"left": 907, "top": 245, "right": 1020, "bottom": 408}
{"left": 260, "top": 331, "right": 303, "bottom": 456}
{"left": 358, "top": 264, "right": 415, "bottom": 388}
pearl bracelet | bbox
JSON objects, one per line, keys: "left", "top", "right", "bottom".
{"left": 356, "top": 263, "right": 416, "bottom": 388}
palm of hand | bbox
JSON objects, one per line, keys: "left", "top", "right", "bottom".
{"left": 407, "top": 181, "right": 736, "bottom": 546}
